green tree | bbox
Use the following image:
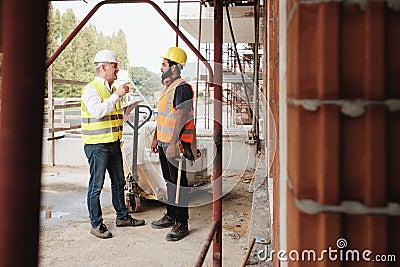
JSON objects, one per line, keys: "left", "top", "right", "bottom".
{"left": 74, "top": 25, "right": 97, "bottom": 83}
{"left": 54, "top": 9, "right": 79, "bottom": 97}
{"left": 47, "top": 3, "right": 61, "bottom": 57}
{"left": 112, "top": 30, "right": 129, "bottom": 68}
{"left": 95, "top": 31, "right": 110, "bottom": 52}
{"left": 130, "top": 66, "right": 160, "bottom": 96}
{"left": 47, "top": 7, "right": 130, "bottom": 98}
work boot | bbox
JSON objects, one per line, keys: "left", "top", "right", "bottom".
{"left": 151, "top": 214, "right": 175, "bottom": 229}
{"left": 90, "top": 223, "right": 112, "bottom": 239}
{"left": 166, "top": 222, "right": 189, "bottom": 241}
{"left": 116, "top": 215, "right": 145, "bottom": 227}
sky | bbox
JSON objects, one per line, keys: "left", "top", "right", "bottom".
{"left": 52, "top": 0, "right": 202, "bottom": 75}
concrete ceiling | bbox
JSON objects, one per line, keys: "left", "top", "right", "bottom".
{"left": 176, "top": 5, "right": 264, "bottom": 44}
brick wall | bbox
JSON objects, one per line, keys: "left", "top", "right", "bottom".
{"left": 267, "top": 1, "right": 400, "bottom": 266}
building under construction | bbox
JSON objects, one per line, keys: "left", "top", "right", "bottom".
{"left": 0, "top": 0, "right": 399, "bottom": 266}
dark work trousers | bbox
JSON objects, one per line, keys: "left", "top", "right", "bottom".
{"left": 158, "top": 144, "right": 189, "bottom": 224}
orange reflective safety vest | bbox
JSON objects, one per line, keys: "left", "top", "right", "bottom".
{"left": 156, "top": 78, "right": 195, "bottom": 143}
{"left": 81, "top": 80, "right": 123, "bottom": 144}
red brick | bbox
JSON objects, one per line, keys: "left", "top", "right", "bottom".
{"left": 288, "top": 104, "right": 340, "bottom": 204}
{"left": 287, "top": 3, "right": 300, "bottom": 98}
{"left": 341, "top": 5, "right": 367, "bottom": 99}
{"left": 386, "top": 8, "right": 400, "bottom": 204}
{"left": 341, "top": 115, "right": 370, "bottom": 202}
{"left": 287, "top": 0, "right": 299, "bottom": 18}
{"left": 344, "top": 215, "right": 388, "bottom": 266}
{"left": 388, "top": 112, "right": 400, "bottom": 203}
{"left": 279, "top": 2, "right": 399, "bottom": 267}
{"left": 341, "top": 106, "right": 387, "bottom": 206}
{"left": 288, "top": 3, "right": 340, "bottom": 99}
{"left": 386, "top": 11, "right": 400, "bottom": 98}
{"left": 388, "top": 217, "right": 400, "bottom": 262}
{"left": 287, "top": 187, "right": 341, "bottom": 267}
{"left": 364, "top": 3, "right": 385, "bottom": 99}
{"left": 364, "top": 106, "right": 387, "bottom": 206}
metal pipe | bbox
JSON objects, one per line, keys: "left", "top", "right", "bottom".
{"left": 0, "top": 0, "right": 48, "bottom": 266}
{"left": 164, "top": 0, "right": 200, "bottom": 2}
{"left": 225, "top": 4, "right": 252, "bottom": 109}
{"left": 47, "top": 64, "right": 55, "bottom": 166}
{"left": 263, "top": 0, "right": 269, "bottom": 154}
{"left": 213, "top": 0, "right": 223, "bottom": 266}
{"left": 206, "top": 43, "right": 211, "bottom": 129}
{"left": 194, "top": 1, "right": 203, "bottom": 124}
{"left": 194, "top": 221, "right": 219, "bottom": 267}
{"left": 175, "top": 0, "right": 181, "bottom": 46}
{"left": 131, "top": 105, "right": 140, "bottom": 182}
{"left": 46, "top": 0, "right": 214, "bottom": 85}
{"left": 241, "top": 237, "right": 256, "bottom": 267}
{"left": 251, "top": 0, "right": 260, "bottom": 143}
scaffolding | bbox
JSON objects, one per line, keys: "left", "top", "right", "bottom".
{"left": 0, "top": 0, "right": 264, "bottom": 266}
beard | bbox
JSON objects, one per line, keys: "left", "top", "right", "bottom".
{"left": 161, "top": 67, "right": 173, "bottom": 84}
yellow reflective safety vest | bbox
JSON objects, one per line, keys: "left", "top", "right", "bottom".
{"left": 156, "top": 78, "right": 195, "bottom": 143}
{"left": 81, "top": 80, "right": 123, "bottom": 144}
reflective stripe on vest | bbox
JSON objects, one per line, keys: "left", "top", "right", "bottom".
{"left": 156, "top": 78, "right": 194, "bottom": 143}
{"left": 81, "top": 80, "right": 123, "bottom": 144}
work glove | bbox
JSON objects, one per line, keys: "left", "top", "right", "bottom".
{"left": 181, "top": 141, "right": 195, "bottom": 161}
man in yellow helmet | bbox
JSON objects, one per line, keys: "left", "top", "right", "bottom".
{"left": 150, "top": 47, "right": 195, "bottom": 241}
{"left": 81, "top": 50, "right": 145, "bottom": 239}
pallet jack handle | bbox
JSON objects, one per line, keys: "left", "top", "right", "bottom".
{"left": 125, "top": 104, "right": 152, "bottom": 182}
{"left": 124, "top": 104, "right": 152, "bottom": 213}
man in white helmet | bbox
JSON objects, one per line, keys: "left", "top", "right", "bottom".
{"left": 81, "top": 50, "right": 145, "bottom": 239}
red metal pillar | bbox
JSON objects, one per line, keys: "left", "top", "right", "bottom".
{"left": 0, "top": 0, "right": 48, "bottom": 266}
{"left": 267, "top": 1, "right": 281, "bottom": 265}
{"left": 213, "top": 0, "right": 223, "bottom": 266}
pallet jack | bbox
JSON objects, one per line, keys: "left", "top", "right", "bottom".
{"left": 123, "top": 103, "right": 152, "bottom": 213}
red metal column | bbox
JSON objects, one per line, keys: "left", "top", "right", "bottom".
{"left": 213, "top": 0, "right": 223, "bottom": 265}
{"left": 0, "top": 0, "right": 48, "bottom": 266}
{"left": 267, "top": 0, "right": 280, "bottom": 266}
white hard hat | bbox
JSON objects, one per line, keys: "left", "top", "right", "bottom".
{"left": 93, "top": 50, "right": 119, "bottom": 64}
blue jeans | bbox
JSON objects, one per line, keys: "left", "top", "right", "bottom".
{"left": 84, "top": 141, "right": 128, "bottom": 228}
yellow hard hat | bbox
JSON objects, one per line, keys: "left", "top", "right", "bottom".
{"left": 162, "top": 47, "right": 187, "bottom": 65}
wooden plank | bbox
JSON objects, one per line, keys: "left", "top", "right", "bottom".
{"left": 48, "top": 124, "right": 81, "bottom": 134}
{"left": 43, "top": 123, "right": 71, "bottom": 128}
{"left": 54, "top": 103, "right": 81, "bottom": 109}
{"left": 52, "top": 78, "right": 87, "bottom": 86}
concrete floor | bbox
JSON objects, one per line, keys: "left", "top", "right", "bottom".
{"left": 39, "top": 165, "right": 256, "bottom": 266}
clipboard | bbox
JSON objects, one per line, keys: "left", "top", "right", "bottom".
{"left": 120, "top": 100, "right": 143, "bottom": 111}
